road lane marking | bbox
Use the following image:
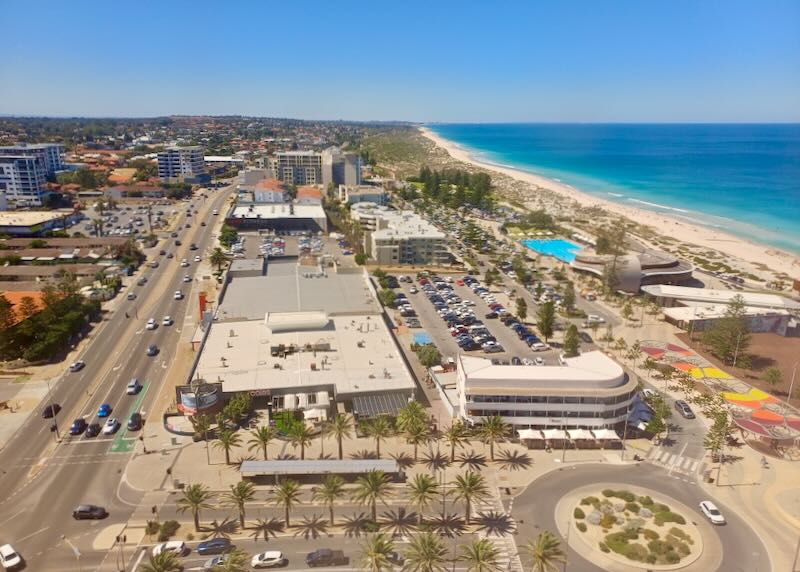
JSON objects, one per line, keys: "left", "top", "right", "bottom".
{"left": 16, "top": 525, "right": 50, "bottom": 543}
{"left": 0, "top": 508, "right": 24, "bottom": 527}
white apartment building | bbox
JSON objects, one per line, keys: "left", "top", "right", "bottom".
{"left": 338, "top": 184, "right": 386, "bottom": 206}
{"left": 268, "top": 151, "right": 322, "bottom": 185}
{"left": 157, "top": 146, "right": 206, "bottom": 182}
{"left": 321, "top": 147, "right": 361, "bottom": 188}
{"left": 0, "top": 155, "right": 49, "bottom": 207}
{"left": 352, "top": 206, "right": 449, "bottom": 265}
{"left": 0, "top": 143, "right": 65, "bottom": 175}
{"left": 456, "top": 352, "right": 637, "bottom": 429}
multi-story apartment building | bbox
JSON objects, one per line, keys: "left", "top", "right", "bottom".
{"left": 268, "top": 151, "right": 322, "bottom": 185}
{"left": 351, "top": 205, "right": 449, "bottom": 265}
{"left": 0, "top": 155, "right": 49, "bottom": 207}
{"left": 338, "top": 184, "right": 386, "bottom": 206}
{"left": 157, "top": 146, "right": 207, "bottom": 183}
{"left": 0, "top": 143, "right": 65, "bottom": 175}
{"left": 322, "top": 147, "right": 361, "bottom": 187}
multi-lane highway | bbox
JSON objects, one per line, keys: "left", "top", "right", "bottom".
{"left": 0, "top": 183, "right": 234, "bottom": 571}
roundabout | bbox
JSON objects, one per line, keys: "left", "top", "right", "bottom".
{"left": 512, "top": 463, "right": 770, "bottom": 572}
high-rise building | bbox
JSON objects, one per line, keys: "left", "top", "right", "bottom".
{"left": 0, "top": 155, "right": 49, "bottom": 207}
{"left": 268, "top": 151, "right": 322, "bottom": 185}
{"left": 321, "top": 147, "right": 361, "bottom": 187}
{"left": 157, "top": 146, "right": 207, "bottom": 183}
{"left": 0, "top": 143, "right": 65, "bottom": 175}
{"left": 343, "top": 152, "right": 361, "bottom": 186}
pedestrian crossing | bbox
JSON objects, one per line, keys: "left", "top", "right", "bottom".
{"left": 472, "top": 489, "right": 524, "bottom": 572}
{"left": 645, "top": 446, "right": 706, "bottom": 478}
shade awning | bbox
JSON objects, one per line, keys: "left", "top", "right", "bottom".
{"left": 284, "top": 394, "right": 298, "bottom": 411}
{"left": 592, "top": 428, "right": 621, "bottom": 440}
{"left": 352, "top": 392, "right": 410, "bottom": 418}
{"left": 517, "top": 429, "right": 544, "bottom": 440}
{"left": 566, "top": 429, "right": 594, "bottom": 440}
{"left": 542, "top": 428, "right": 568, "bottom": 440}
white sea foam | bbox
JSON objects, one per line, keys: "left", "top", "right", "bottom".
{"left": 607, "top": 192, "right": 625, "bottom": 198}
{"left": 626, "top": 198, "right": 689, "bottom": 214}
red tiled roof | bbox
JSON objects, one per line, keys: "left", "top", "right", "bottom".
{"left": 297, "top": 186, "right": 322, "bottom": 200}
{"left": 1, "top": 291, "right": 45, "bottom": 326}
{"left": 255, "top": 178, "right": 285, "bottom": 191}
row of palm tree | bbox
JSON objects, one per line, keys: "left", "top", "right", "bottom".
{"left": 177, "top": 468, "right": 494, "bottom": 532}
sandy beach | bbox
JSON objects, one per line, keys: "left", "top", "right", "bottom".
{"left": 419, "top": 127, "right": 800, "bottom": 281}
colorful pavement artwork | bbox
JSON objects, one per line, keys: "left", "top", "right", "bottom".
{"left": 640, "top": 340, "right": 800, "bottom": 440}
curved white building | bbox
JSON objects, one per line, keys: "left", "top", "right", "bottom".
{"left": 457, "top": 351, "right": 637, "bottom": 429}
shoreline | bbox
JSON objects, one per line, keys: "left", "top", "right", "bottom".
{"left": 419, "top": 126, "right": 800, "bottom": 281}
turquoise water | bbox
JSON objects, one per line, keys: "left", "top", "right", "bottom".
{"left": 521, "top": 239, "right": 582, "bottom": 263}
{"left": 413, "top": 332, "right": 433, "bottom": 345}
{"left": 429, "top": 124, "right": 800, "bottom": 254}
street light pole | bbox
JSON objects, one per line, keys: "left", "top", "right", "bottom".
{"left": 62, "top": 535, "right": 82, "bottom": 572}
{"left": 46, "top": 378, "right": 60, "bottom": 441}
{"left": 784, "top": 362, "right": 798, "bottom": 423}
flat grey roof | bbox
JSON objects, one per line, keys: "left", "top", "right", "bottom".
{"left": 352, "top": 392, "right": 412, "bottom": 419}
{"left": 241, "top": 459, "right": 400, "bottom": 477}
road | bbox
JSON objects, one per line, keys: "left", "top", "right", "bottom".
{"left": 0, "top": 184, "right": 235, "bottom": 571}
{"left": 512, "top": 463, "right": 770, "bottom": 572}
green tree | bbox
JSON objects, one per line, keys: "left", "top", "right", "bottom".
{"left": 451, "top": 471, "right": 489, "bottom": 524}
{"left": 224, "top": 481, "right": 256, "bottom": 529}
{"left": 214, "top": 429, "right": 242, "bottom": 465}
{"left": 459, "top": 538, "right": 502, "bottom": 572}
{"left": 378, "top": 289, "right": 396, "bottom": 307}
{"left": 525, "top": 530, "right": 566, "bottom": 572}
{"left": 365, "top": 415, "right": 393, "bottom": 458}
{"left": 442, "top": 421, "right": 470, "bottom": 462}
{"left": 563, "top": 324, "right": 580, "bottom": 358}
{"left": 536, "top": 301, "right": 556, "bottom": 343}
{"left": 360, "top": 533, "right": 395, "bottom": 572}
{"left": 312, "top": 474, "right": 346, "bottom": 525}
{"left": 702, "top": 294, "right": 751, "bottom": 365}
{"left": 415, "top": 344, "right": 442, "bottom": 368}
{"left": 176, "top": 483, "right": 214, "bottom": 532}
{"left": 324, "top": 413, "right": 353, "bottom": 460}
{"left": 139, "top": 552, "right": 182, "bottom": 572}
{"left": 403, "top": 532, "right": 449, "bottom": 572}
{"left": 763, "top": 367, "right": 782, "bottom": 391}
{"left": 405, "top": 422, "right": 430, "bottom": 462}
{"left": 561, "top": 281, "right": 576, "bottom": 312}
{"left": 407, "top": 473, "right": 439, "bottom": 525}
{"left": 516, "top": 297, "right": 528, "bottom": 321}
{"left": 478, "top": 415, "right": 510, "bottom": 461}
{"left": 286, "top": 423, "right": 314, "bottom": 460}
{"left": 247, "top": 425, "right": 277, "bottom": 460}
{"left": 210, "top": 548, "right": 249, "bottom": 572}
{"left": 396, "top": 401, "right": 428, "bottom": 434}
{"left": 210, "top": 247, "right": 228, "bottom": 271}
{"left": 484, "top": 269, "right": 495, "bottom": 288}
{"left": 17, "top": 296, "right": 39, "bottom": 321}
{"left": 219, "top": 224, "right": 239, "bottom": 248}
{"left": 351, "top": 470, "right": 393, "bottom": 522}
{"left": 642, "top": 357, "right": 658, "bottom": 380}
{"left": 270, "top": 478, "right": 302, "bottom": 527}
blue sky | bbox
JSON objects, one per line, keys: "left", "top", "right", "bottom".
{"left": 1, "top": 0, "right": 798, "bottom": 121}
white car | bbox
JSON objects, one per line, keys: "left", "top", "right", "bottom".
{"left": 534, "top": 357, "right": 545, "bottom": 366}
{"left": 102, "top": 418, "right": 120, "bottom": 435}
{"left": 194, "top": 255, "right": 201, "bottom": 262}
{"left": 699, "top": 501, "right": 726, "bottom": 525}
{"left": 162, "top": 316, "right": 173, "bottom": 326}
{"left": 152, "top": 541, "right": 187, "bottom": 557}
{"left": 174, "top": 290, "right": 184, "bottom": 300}
{"left": 642, "top": 388, "right": 658, "bottom": 400}
{"left": 146, "top": 318, "right": 157, "bottom": 330}
{"left": 531, "top": 342, "right": 548, "bottom": 352}
{"left": 0, "top": 544, "right": 22, "bottom": 570}
{"left": 180, "top": 259, "right": 189, "bottom": 267}
{"left": 69, "top": 360, "right": 86, "bottom": 372}
{"left": 251, "top": 551, "right": 286, "bottom": 568}
{"left": 183, "top": 274, "right": 192, "bottom": 282}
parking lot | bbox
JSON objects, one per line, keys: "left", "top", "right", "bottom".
{"left": 390, "top": 273, "right": 563, "bottom": 365}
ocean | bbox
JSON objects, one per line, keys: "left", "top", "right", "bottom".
{"left": 427, "top": 123, "right": 800, "bottom": 255}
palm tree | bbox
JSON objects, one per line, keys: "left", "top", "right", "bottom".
{"left": 525, "top": 530, "right": 566, "bottom": 572}
{"left": 139, "top": 552, "right": 182, "bottom": 572}
{"left": 176, "top": 483, "right": 214, "bottom": 532}
{"left": 312, "top": 474, "right": 346, "bottom": 526}
{"left": 407, "top": 474, "right": 439, "bottom": 525}
{"left": 247, "top": 425, "right": 277, "bottom": 460}
{"left": 210, "top": 548, "right": 249, "bottom": 571}
{"left": 360, "top": 532, "right": 395, "bottom": 572}
{"left": 270, "top": 478, "right": 302, "bottom": 527}
{"left": 477, "top": 415, "right": 509, "bottom": 461}
{"left": 225, "top": 481, "right": 255, "bottom": 529}
{"left": 396, "top": 401, "right": 428, "bottom": 433}
{"left": 351, "top": 470, "right": 393, "bottom": 522}
{"left": 459, "top": 539, "right": 501, "bottom": 572}
{"left": 210, "top": 247, "right": 228, "bottom": 271}
{"left": 190, "top": 414, "right": 212, "bottom": 441}
{"left": 214, "top": 428, "right": 242, "bottom": 465}
{"left": 442, "top": 421, "right": 470, "bottom": 462}
{"left": 451, "top": 471, "right": 488, "bottom": 524}
{"left": 365, "top": 416, "right": 393, "bottom": 458}
{"left": 405, "top": 422, "right": 430, "bottom": 461}
{"left": 287, "top": 423, "right": 314, "bottom": 460}
{"left": 325, "top": 413, "right": 353, "bottom": 460}
{"left": 403, "top": 532, "right": 449, "bottom": 572}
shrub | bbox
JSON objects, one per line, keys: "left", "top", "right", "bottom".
{"left": 602, "top": 489, "right": 636, "bottom": 502}
{"left": 625, "top": 502, "right": 640, "bottom": 513}
{"left": 587, "top": 511, "right": 602, "bottom": 525}
{"left": 653, "top": 502, "right": 671, "bottom": 513}
{"left": 639, "top": 507, "right": 654, "bottom": 518}
{"left": 602, "top": 489, "right": 615, "bottom": 498}
{"left": 158, "top": 520, "right": 180, "bottom": 541}
{"left": 646, "top": 554, "right": 657, "bottom": 564}
{"left": 600, "top": 512, "right": 617, "bottom": 529}
{"left": 668, "top": 527, "right": 693, "bottom": 544}
{"left": 624, "top": 544, "right": 649, "bottom": 562}
{"left": 185, "top": 533, "right": 194, "bottom": 541}
{"left": 576, "top": 522, "right": 587, "bottom": 533}
{"left": 648, "top": 539, "right": 670, "bottom": 556}
{"left": 574, "top": 507, "right": 585, "bottom": 519}
{"left": 666, "top": 551, "right": 681, "bottom": 564}
{"left": 604, "top": 532, "right": 630, "bottom": 554}
{"left": 642, "top": 528, "right": 659, "bottom": 541}
{"left": 581, "top": 496, "right": 599, "bottom": 506}
{"left": 654, "top": 511, "right": 686, "bottom": 526}
{"left": 599, "top": 542, "right": 610, "bottom": 553}
{"left": 145, "top": 521, "right": 160, "bottom": 535}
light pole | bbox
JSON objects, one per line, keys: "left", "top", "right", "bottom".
{"left": 620, "top": 406, "right": 631, "bottom": 461}
{"left": 784, "top": 362, "right": 798, "bottom": 423}
{"left": 45, "top": 378, "right": 60, "bottom": 441}
{"left": 62, "top": 535, "right": 82, "bottom": 572}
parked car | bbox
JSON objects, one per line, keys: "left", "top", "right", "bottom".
{"left": 69, "top": 418, "right": 88, "bottom": 435}
{"left": 0, "top": 544, "right": 22, "bottom": 570}
{"left": 674, "top": 399, "right": 695, "bottom": 419}
{"left": 197, "top": 538, "right": 232, "bottom": 556}
{"left": 72, "top": 504, "right": 107, "bottom": 520}
{"left": 69, "top": 360, "right": 85, "bottom": 372}
{"left": 699, "top": 500, "right": 726, "bottom": 525}
{"left": 152, "top": 541, "right": 188, "bottom": 557}
{"left": 251, "top": 551, "right": 287, "bottom": 568}
{"left": 306, "top": 549, "right": 347, "bottom": 567}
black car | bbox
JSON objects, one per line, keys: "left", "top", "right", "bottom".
{"left": 171, "top": 232, "right": 178, "bottom": 238}
{"left": 146, "top": 344, "right": 159, "bottom": 356}
{"left": 69, "top": 418, "right": 87, "bottom": 435}
{"left": 137, "top": 277, "right": 147, "bottom": 286}
{"left": 42, "top": 403, "right": 61, "bottom": 418}
{"left": 485, "top": 312, "right": 498, "bottom": 319}
{"left": 197, "top": 538, "right": 232, "bottom": 555}
{"left": 159, "top": 249, "right": 166, "bottom": 256}
{"left": 127, "top": 413, "right": 143, "bottom": 431}
{"left": 85, "top": 423, "right": 101, "bottom": 438}
{"left": 189, "top": 243, "right": 198, "bottom": 251}
{"left": 175, "top": 240, "right": 182, "bottom": 246}
{"left": 72, "top": 504, "right": 108, "bottom": 520}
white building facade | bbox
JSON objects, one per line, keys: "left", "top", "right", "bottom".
{"left": 0, "top": 155, "right": 49, "bottom": 207}
{"left": 268, "top": 151, "right": 322, "bottom": 185}
{"left": 157, "top": 146, "right": 206, "bottom": 182}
